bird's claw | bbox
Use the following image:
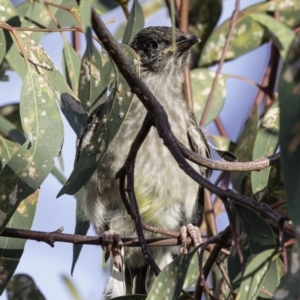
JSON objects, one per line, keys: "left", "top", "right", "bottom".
{"left": 180, "top": 223, "right": 202, "bottom": 254}
{"left": 102, "top": 230, "right": 123, "bottom": 271}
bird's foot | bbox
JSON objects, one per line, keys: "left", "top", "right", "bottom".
{"left": 180, "top": 223, "right": 203, "bottom": 254}
{"left": 102, "top": 230, "right": 123, "bottom": 271}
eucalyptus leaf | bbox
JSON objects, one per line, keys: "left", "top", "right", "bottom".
{"left": 250, "top": 13, "right": 294, "bottom": 58}
{"left": 0, "top": 68, "right": 64, "bottom": 232}
{"left": 147, "top": 248, "right": 199, "bottom": 300}
{"left": 0, "top": 191, "right": 39, "bottom": 295}
{"left": 278, "top": 31, "right": 300, "bottom": 240}
{"left": 62, "top": 36, "right": 81, "bottom": 94}
{"left": 191, "top": 68, "right": 227, "bottom": 125}
{"left": 122, "top": 0, "right": 145, "bottom": 45}
{"left": 58, "top": 45, "right": 139, "bottom": 196}
{"left": 251, "top": 102, "right": 279, "bottom": 198}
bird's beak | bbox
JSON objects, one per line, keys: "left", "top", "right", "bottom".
{"left": 162, "top": 35, "right": 200, "bottom": 54}
{"left": 176, "top": 36, "right": 200, "bottom": 53}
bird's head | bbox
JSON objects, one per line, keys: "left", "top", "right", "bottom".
{"left": 130, "top": 26, "right": 200, "bottom": 76}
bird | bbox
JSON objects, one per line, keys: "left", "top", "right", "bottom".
{"left": 76, "top": 26, "right": 210, "bottom": 298}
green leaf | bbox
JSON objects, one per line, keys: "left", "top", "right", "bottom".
{"left": 78, "top": 36, "right": 108, "bottom": 113}
{"left": 228, "top": 202, "right": 277, "bottom": 291}
{"left": 191, "top": 68, "right": 227, "bottom": 125}
{"left": 200, "top": 14, "right": 266, "bottom": 67}
{"left": 58, "top": 44, "right": 139, "bottom": 196}
{"left": 0, "top": 137, "right": 20, "bottom": 172}
{"left": 250, "top": 13, "right": 295, "bottom": 58}
{"left": 273, "top": 241, "right": 300, "bottom": 300}
{"left": 71, "top": 188, "right": 90, "bottom": 276}
{"left": 61, "top": 274, "right": 83, "bottom": 300}
{"left": 147, "top": 248, "right": 198, "bottom": 300}
{"left": 0, "top": 115, "right": 26, "bottom": 144}
{"left": 79, "top": 0, "right": 93, "bottom": 32}
{"left": 189, "top": 0, "right": 222, "bottom": 60}
{"left": 5, "top": 0, "right": 64, "bottom": 78}
{"left": 16, "top": 31, "right": 85, "bottom": 136}
{"left": 244, "top": 0, "right": 300, "bottom": 29}
{"left": 0, "top": 29, "right": 5, "bottom": 65}
{"left": 237, "top": 249, "right": 276, "bottom": 300}
{"left": 122, "top": 0, "right": 145, "bottom": 45}
{"left": 62, "top": 37, "right": 81, "bottom": 94}
{"left": 6, "top": 273, "right": 45, "bottom": 299}
{"left": 251, "top": 102, "right": 279, "bottom": 198}
{"left": 0, "top": 0, "right": 16, "bottom": 21}
{"left": 231, "top": 106, "right": 258, "bottom": 194}
{"left": 278, "top": 31, "right": 300, "bottom": 240}
{"left": 0, "top": 191, "right": 39, "bottom": 295}
{"left": 0, "top": 68, "right": 64, "bottom": 231}
{"left": 257, "top": 256, "right": 283, "bottom": 299}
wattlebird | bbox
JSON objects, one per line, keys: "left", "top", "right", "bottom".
{"left": 76, "top": 26, "right": 210, "bottom": 298}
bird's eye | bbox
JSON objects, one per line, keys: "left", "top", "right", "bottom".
{"left": 149, "top": 41, "right": 158, "bottom": 49}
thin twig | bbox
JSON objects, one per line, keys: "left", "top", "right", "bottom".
{"left": 200, "top": 0, "right": 240, "bottom": 126}
{"left": 194, "top": 227, "right": 231, "bottom": 299}
{"left": 178, "top": 139, "right": 280, "bottom": 172}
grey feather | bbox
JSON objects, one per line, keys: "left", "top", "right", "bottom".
{"left": 77, "top": 26, "right": 210, "bottom": 297}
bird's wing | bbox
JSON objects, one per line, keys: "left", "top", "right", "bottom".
{"left": 186, "top": 109, "right": 211, "bottom": 226}
{"left": 75, "top": 92, "right": 114, "bottom": 164}
{"left": 187, "top": 108, "right": 211, "bottom": 177}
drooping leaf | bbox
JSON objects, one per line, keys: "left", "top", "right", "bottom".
{"left": 199, "top": 14, "right": 266, "bottom": 67}
{"left": 189, "top": 0, "right": 222, "bottom": 60}
{"left": 237, "top": 250, "right": 277, "bottom": 300}
{"left": 0, "top": 68, "right": 64, "bottom": 231}
{"left": 78, "top": 36, "right": 107, "bottom": 113}
{"left": 250, "top": 13, "right": 294, "bottom": 58}
{"left": 58, "top": 45, "right": 139, "bottom": 196}
{"left": 62, "top": 36, "right": 81, "bottom": 94}
{"left": 0, "top": 137, "right": 20, "bottom": 172}
{"left": 122, "top": 0, "right": 145, "bottom": 45}
{"left": 79, "top": 0, "right": 93, "bottom": 32}
{"left": 0, "top": 29, "right": 5, "bottom": 65}
{"left": 5, "top": 0, "right": 65, "bottom": 78}
{"left": 273, "top": 242, "right": 300, "bottom": 300}
{"left": 0, "top": 114, "right": 25, "bottom": 144}
{"left": 61, "top": 274, "right": 83, "bottom": 300}
{"left": 244, "top": 0, "right": 300, "bottom": 29}
{"left": 191, "top": 68, "right": 227, "bottom": 125}
{"left": 228, "top": 202, "right": 277, "bottom": 292}
{"left": 0, "top": 191, "right": 39, "bottom": 295}
{"left": 231, "top": 106, "right": 258, "bottom": 194}
{"left": 278, "top": 31, "right": 300, "bottom": 240}
{"left": 147, "top": 247, "right": 199, "bottom": 300}
{"left": 71, "top": 187, "right": 90, "bottom": 276}
{"left": 257, "top": 255, "right": 283, "bottom": 299}
{"left": 16, "top": 31, "right": 85, "bottom": 136}
{"left": 5, "top": 273, "right": 45, "bottom": 299}
{"left": 251, "top": 102, "right": 279, "bottom": 198}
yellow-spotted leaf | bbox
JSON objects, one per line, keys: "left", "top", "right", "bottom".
{"left": 250, "top": 13, "right": 294, "bottom": 58}
{"left": 78, "top": 37, "right": 107, "bottom": 113}
{"left": 0, "top": 68, "right": 64, "bottom": 232}
{"left": 62, "top": 37, "right": 81, "bottom": 94}
{"left": 191, "top": 68, "right": 227, "bottom": 125}
{"left": 0, "top": 191, "right": 39, "bottom": 295}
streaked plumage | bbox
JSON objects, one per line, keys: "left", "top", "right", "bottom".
{"left": 77, "top": 26, "right": 210, "bottom": 297}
